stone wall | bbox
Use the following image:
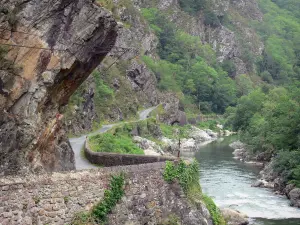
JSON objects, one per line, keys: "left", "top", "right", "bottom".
{"left": 0, "top": 162, "right": 212, "bottom": 225}
{"left": 85, "top": 141, "right": 175, "bottom": 167}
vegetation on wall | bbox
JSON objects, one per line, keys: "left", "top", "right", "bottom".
{"left": 71, "top": 174, "right": 125, "bottom": 225}
{"left": 92, "top": 174, "right": 125, "bottom": 223}
{"left": 163, "top": 160, "right": 226, "bottom": 225}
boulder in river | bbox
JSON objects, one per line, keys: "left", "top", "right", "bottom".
{"left": 288, "top": 188, "right": 300, "bottom": 208}
{"left": 221, "top": 208, "right": 249, "bottom": 225}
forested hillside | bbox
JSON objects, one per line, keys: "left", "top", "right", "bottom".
{"left": 142, "top": 8, "right": 237, "bottom": 114}
{"left": 225, "top": 0, "right": 300, "bottom": 187}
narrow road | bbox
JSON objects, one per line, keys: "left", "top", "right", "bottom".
{"left": 69, "top": 106, "right": 157, "bottom": 170}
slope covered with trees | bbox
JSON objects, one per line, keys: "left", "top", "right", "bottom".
{"left": 142, "top": 8, "right": 237, "bottom": 114}
{"left": 225, "top": 0, "right": 300, "bottom": 187}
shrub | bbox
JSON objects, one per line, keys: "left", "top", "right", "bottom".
{"left": 272, "top": 150, "right": 300, "bottom": 184}
{"left": 163, "top": 160, "right": 199, "bottom": 193}
{"left": 178, "top": 0, "right": 209, "bottom": 15}
{"left": 204, "top": 10, "right": 220, "bottom": 27}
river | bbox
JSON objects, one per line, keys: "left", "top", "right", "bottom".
{"left": 192, "top": 136, "right": 300, "bottom": 225}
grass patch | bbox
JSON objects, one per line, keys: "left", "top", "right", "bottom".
{"left": 163, "top": 160, "right": 226, "bottom": 225}
{"left": 71, "top": 174, "right": 125, "bottom": 225}
{"left": 89, "top": 133, "right": 144, "bottom": 155}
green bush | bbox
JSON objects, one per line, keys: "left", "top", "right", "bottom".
{"left": 272, "top": 151, "right": 300, "bottom": 185}
{"left": 204, "top": 10, "right": 220, "bottom": 27}
{"left": 163, "top": 160, "right": 199, "bottom": 192}
{"left": 178, "top": 0, "right": 210, "bottom": 15}
{"left": 89, "top": 133, "right": 144, "bottom": 155}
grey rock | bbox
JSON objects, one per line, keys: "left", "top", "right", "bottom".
{"left": 288, "top": 188, "right": 300, "bottom": 208}
{"left": 221, "top": 208, "right": 249, "bottom": 225}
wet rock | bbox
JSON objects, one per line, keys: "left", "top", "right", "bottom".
{"left": 288, "top": 188, "right": 300, "bottom": 208}
{"left": 221, "top": 208, "right": 249, "bottom": 225}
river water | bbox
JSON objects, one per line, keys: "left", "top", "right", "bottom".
{"left": 191, "top": 137, "right": 300, "bottom": 225}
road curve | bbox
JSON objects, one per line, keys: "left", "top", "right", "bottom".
{"left": 69, "top": 106, "right": 157, "bottom": 170}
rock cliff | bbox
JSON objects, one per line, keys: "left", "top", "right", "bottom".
{"left": 0, "top": 0, "right": 118, "bottom": 175}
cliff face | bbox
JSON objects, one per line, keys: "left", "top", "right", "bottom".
{"left": 138, "top": 0, "right": 264, "bottom": 76}
{"left": 65, "top": 0, "right": 161, "bottom": 134}
{"left": 0, "top": 0, "right": 118, "bottom": 175}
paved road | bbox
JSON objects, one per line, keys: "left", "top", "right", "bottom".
{"left": 69, "top": 106, "right": 157, "bottom": 170}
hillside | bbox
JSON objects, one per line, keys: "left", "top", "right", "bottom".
{"left": 64, "top": 0, "right": 265, "bottom": 135}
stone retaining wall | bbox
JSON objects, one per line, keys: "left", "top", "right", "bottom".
{"left": 85, "top": 141, "right": 175, "bottom": 167}
{"left": 0, "top": 163, "right": 212, "bottom": 225}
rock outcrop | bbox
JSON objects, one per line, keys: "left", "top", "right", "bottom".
{"left": 0, "top": 0, "right": 118, "bottom": 175}
{"left": 160, "top": 126, "right": 218, "bottom": 154}
{"left": 64, "top": 0, "right": 161, "bottom": 133}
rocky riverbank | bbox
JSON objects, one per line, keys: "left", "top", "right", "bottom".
{"left": 133, "top": 126, "right": 220, "bottom": 157}
{"left": 230, "top": 141, "right": 300, "bottom": 208}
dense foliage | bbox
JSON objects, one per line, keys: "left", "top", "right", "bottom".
{"left": 224, "top": 0, "right": 300, "bottom": 187}
{"left": 142, "top": 8, "right": 237, "bottom": 114}
{"left": 254, "top": 0, "right": 300, "bottom": 84}
{"left": 225, "top": 87, "right": 300, "bottom": 185}
{"left": 178, "top": 0, "right": 209, "bottom": 15}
